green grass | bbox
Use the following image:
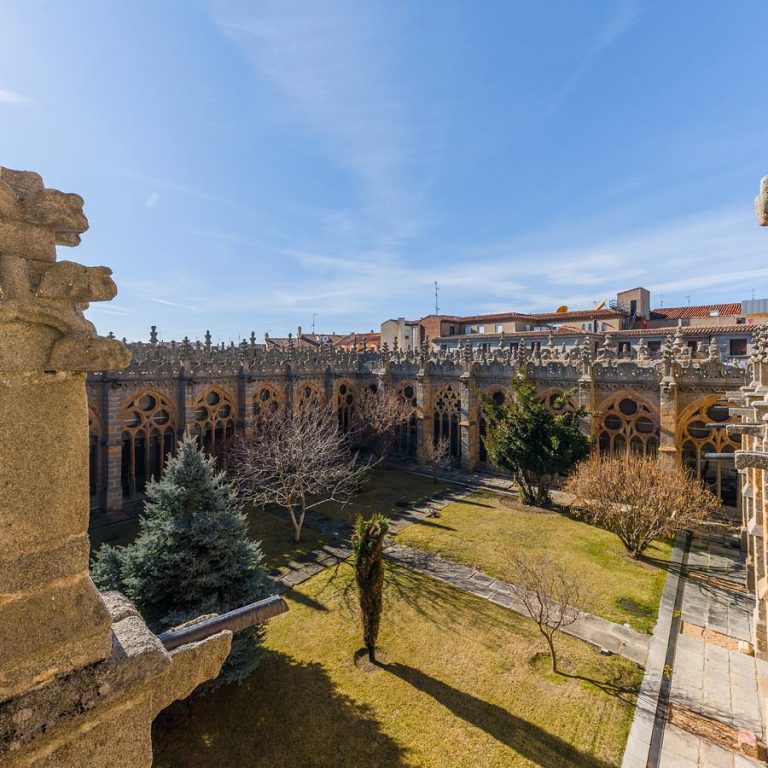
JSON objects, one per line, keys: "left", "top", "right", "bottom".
{"left": 88, "top": 507, "right": 327, "bottom": 573}
{"left": 396, "top": 492, "right": 671, "bottom": 633}
{"left": 314, "top": 468, "right": 451, "bottom": 526}
{"left": 244, "top": 507, "right": 328, "bottom": 571}
{"left": 153, "top": 564, "right": 639, "bottom": 768}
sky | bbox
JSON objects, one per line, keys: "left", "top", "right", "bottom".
{"left": 1, "top": 1, "right": 767, "bottom": 343}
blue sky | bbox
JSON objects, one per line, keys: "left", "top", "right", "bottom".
{"left": 2, "top": 1, "right": 767, "bottom": 342}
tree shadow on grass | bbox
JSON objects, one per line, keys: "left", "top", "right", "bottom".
{"left": 380, "top": 662, "right": 615, "bottom": 768}
{"left": 284, "top": 587, "right": 329, "bottom": 612}
{"left": 407, "top": 518, "right": 456, "bottom": 532}
{"left": 152, "top": 651, "right": 408, "bottom": 768}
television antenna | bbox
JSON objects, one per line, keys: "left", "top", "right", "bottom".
{"left": 434, "top": 281, "right": 440, "bottom": 315}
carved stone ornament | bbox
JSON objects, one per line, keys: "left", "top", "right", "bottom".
{"left": 0, "top": 167, "right": 130, "bottom": 372}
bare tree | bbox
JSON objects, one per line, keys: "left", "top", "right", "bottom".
{"left": 506, "top": 551, "right": 582, "bottom": 674}
{"left": 422, "top": 437, "right": 452, "bottom": 484}
{"left": 355, "top": 386, "right": 415, "bottom": 460}
{"left": 230, "top": 405, "right": 370, "bottom": 543}
{"left": 564, "top": 453, "right": 720, "bottom": 559}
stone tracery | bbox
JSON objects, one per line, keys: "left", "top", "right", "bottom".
{"left": 121, "top": 389, "right": 176, "bottom": 497}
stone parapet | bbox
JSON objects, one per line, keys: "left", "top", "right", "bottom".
{"left": 0, "top": 168, "right": 229, "bottom": 765}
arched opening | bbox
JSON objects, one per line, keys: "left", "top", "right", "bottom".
{"left": 679, "top": 399, "right": 739, "bottom": 506}
{"left": 395, "top": 382, "right": 418, "bottom": 458}
{"left": 433, "top": 384, "right": 461, "bottom": 462}
{"left": 253, "top": 384, "right": 284, "bottom": 425}
{"left": 596, "top": 394, "right": 659, "bottom": 457}
{"left": 193, "top": 387, "right": 237, "bottom": 458}
{"left": 479, "top": 389, "right": 506, "bottom": 471}
{"left": 337, "top": 382, "right": 356, "bottom": 433}
{"left": 297, "top": 381, "right": 324, "bottom": 411}
{"left": 121, "top": 390, "right": 176, "bottom": 499}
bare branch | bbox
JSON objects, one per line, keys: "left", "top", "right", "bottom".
{"left": 355, "top": 386, "right": 416, "bottom": 460}
{"left": 564, "top": 453, "right": 720, "bottom": 558}
{"left": 505, "top": 549, "right": 582, "bottom": 674}
{"left": 229, "top": 404, "right": 370, "bottom": 542}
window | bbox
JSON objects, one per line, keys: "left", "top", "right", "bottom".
{"left": 464, "top": 325, "right": 472, "bottom": 334}
{"left": 648, "top": 340, "right": 662, "bottom": 353}
{"left": 448, "top": 325, "right": 455, "bottom": 335}
{"left": 736, "top": 317, "right": 746, "bottom": 325}
{"left": 477, "top": 325, "right": 485, "bottom": 334}
{"left": 618, "top": 341, "right": 631, "bottom": 356}
{"left": 729, "top": 338, "right": 747, "bottom": 356}
{"left": 495, "top": 324, "right": 503, "bottom": 333}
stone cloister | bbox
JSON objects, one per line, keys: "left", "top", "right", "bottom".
{"left": 89, "top": 327, "right": 746, "bottom": 520}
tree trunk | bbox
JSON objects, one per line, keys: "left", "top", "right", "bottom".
{"left": 545, "top": 633, "right": 558, "bottom": 675}
{"left": 288, "top": 506, "right": 303, "bottom": 543}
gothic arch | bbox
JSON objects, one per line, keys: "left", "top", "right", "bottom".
{"left": 433, "top": 383, "right": 461, "bottom": 460}
{"left": 193, "top": 386, "right": 237, "bottom": 457}
{"left": 395, "top": 380, "right": 418, "bottom": 458}
{"left": 677, "top": 395, "right": 740, "bottom": 505}
{"left": 596, "top": 390, "right": 659, "bottom": 457}
{"left": 253, "top": 383, "right": 285, "bottom": 420}
{"left": 121, "top": 388, "right": 177, "bottom": 498}
{"left": 538, "top": 387, "right": 576, "bottom": 413}
{"left": 296, "top": 381, "right": 324, "bottom": 411}
{"left": 336, "top": 380, "right": 357, "bottom": 433}
{"left": 479, "top": 386, "right": 507, "bottom": 469}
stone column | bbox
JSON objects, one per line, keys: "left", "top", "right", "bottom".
{"left": 0, "top": 168, "right": 230, "bottom": 766}
{"left": 416, "top": 364, "right": 433, "bottom": 462}
{"left": 102, "top": 377, "right": 125, "bottom": 517}
{"left": 459, "top": 365, "right": 479, "bottom": 472}
{"left": 658, "top": 376, "right": 679, "bottom": 467}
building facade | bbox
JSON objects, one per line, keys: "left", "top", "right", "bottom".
{"left": 89, "top": 328, "right": 746, "bottom": 521}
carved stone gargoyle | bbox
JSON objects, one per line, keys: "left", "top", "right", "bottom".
{"left": 0, "top": 167, "right": 130, "bottom": 372}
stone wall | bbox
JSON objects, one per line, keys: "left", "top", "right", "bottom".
{"left": 0, "top": 167, "right": 231, "bottom": 766}
{"left": 89, "top": 328, "right": 747, "bottom": 520}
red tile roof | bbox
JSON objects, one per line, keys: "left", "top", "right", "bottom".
{"left": 436, "top": 328, "right": 602, "bottom": 341}
{"left": 650, "top": 303, "right": 742, "bottom": 320}
{"left": 613, "top": 324, "right": 757, "bottom": 337}
{"left": 529, "top": 308, "right": 624, "bottom": 322}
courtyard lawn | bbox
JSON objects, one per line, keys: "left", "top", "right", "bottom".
{"left": 314, "top": 467, "right": 452, "bottom": 526}
{"left": 153, "top": 564, "right": 639, "bottom": 768}
{"left": 396, "top": 492, "right": 671, "bottom": 633}
{"left": 244, "top": 507, "right": 329, "bottom": 571}
{"left": 89, "top": 507, "right": 328, "bottom": 573}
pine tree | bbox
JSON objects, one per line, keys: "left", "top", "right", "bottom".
{"left": 92, "top": 434, "right": 270, "bottom": 687}
{"left": 482, "top": 374, "right": 591, "bottom": 506}
{"left": 352, "top": 513, "right": 389, "bottom": 663}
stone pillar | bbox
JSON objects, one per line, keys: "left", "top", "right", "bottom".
{"left": 658, "top": 377, "right": 678, "bottom": 466}
{"left": 459, "top": 366, "right": 478, "bottom": 472}
{"left": 0, "top": 168, "right": 230, "bottom": 766}
{"left": 416, "top": 365, "right": 433, "bottom": 463}
{"left": 103, "top": 378, "right": 124, "bottom": 517}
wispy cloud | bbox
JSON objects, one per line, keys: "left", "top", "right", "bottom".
{"left": 548, "top": 0, "right": 640, "bottom": 114}
{"left": 0, "top": 89, "right": 25, "bottom": 104}
{"left": 145, "top": 297, "right": 200, "bottom": 311}
{"left": 214, "top": 2, "right": 438, "bottom": 245}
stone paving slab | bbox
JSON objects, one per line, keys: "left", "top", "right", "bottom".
{"left": 385, "top": 542, "right": 651, "bottom": 665}
{"left": 658, "top": 724, "right": 764, "bottom": 768}
{"left": 682, "top": 532, "right": 752, "bottom": 643}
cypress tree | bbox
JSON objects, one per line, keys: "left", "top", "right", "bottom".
{"left": 352, "top": 513, "right": 390, "bottom": 663}
{"left": 92, "top": 434, "right": 270, "bottom": 688}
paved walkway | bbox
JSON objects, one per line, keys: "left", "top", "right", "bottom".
{"left": 624, "top": 528, "right": 767, "bottom": 768}
{"left": 384, "top": 541, "right": 651, "bottom": 664}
